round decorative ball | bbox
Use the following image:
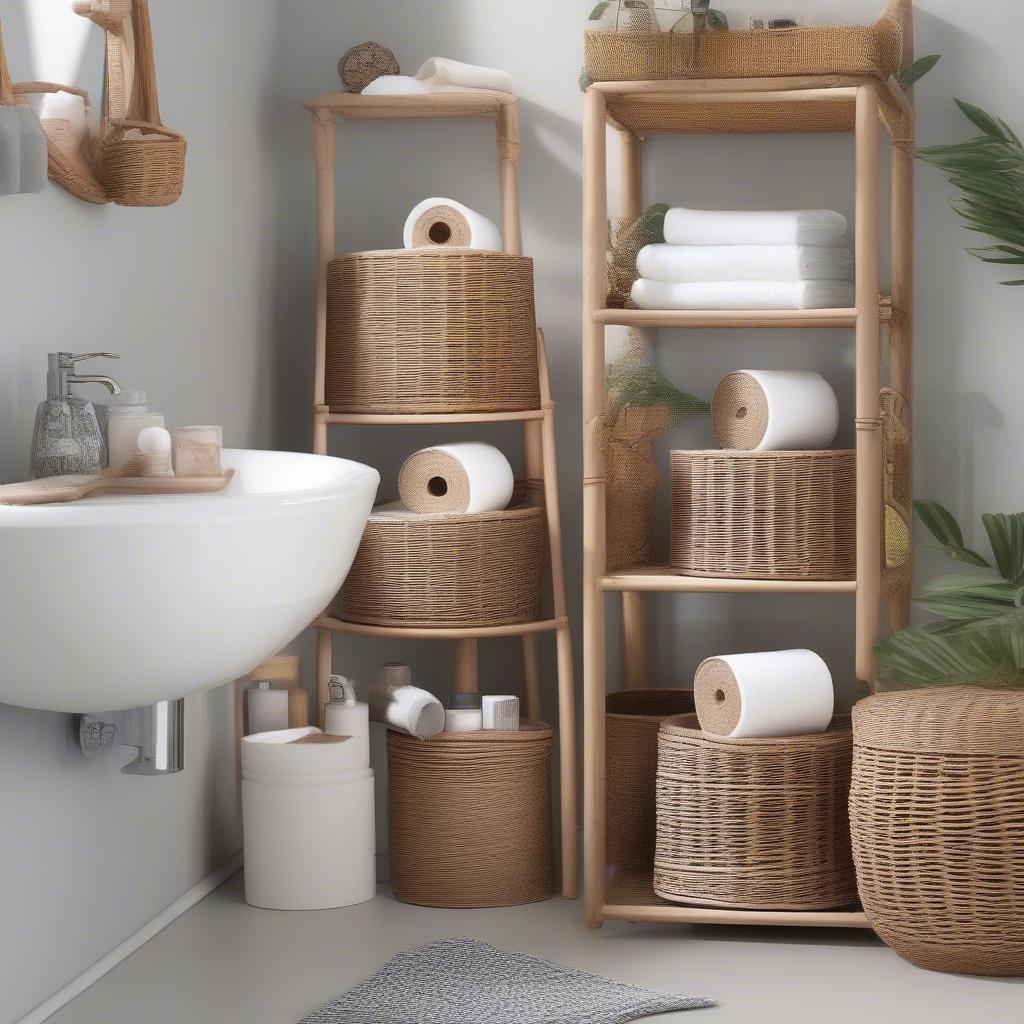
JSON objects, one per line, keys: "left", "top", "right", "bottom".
{"left": 338, "top": 41, "right": 400, "bottom": 94}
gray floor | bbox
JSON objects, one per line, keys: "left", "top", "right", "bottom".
{"left": 49, "top": 872, "right": 1022, "bottom": 1024}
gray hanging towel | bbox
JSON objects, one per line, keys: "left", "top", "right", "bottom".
{"left": 15, "top": 103, "right": 47, "bottom": 192}
{"left": 0, "top": 103, "right": 20, "bottom": 194}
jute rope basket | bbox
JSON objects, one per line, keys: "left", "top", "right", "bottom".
{"left": 655, "top": 714, "right": 857, "bottom": 910}
{"left": 606, "top": 689, "right": 696, "bottom": 871}
{"left": 387, "top": 724, "right": 556, "bottom": 907}
{"left": 339, "top": 502, "right": 544, "bottom": 628}
{"left": 670, "top": 449, "right": 856, "bottom": 580}
{"left": 325, "top": 249, "right": 539, "bottom": 414}
{"left": 850, "top": 687, "right": 1024, "bottom": 976}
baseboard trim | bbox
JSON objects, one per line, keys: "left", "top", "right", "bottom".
{"left": 16, "top": 851, "right": 244, "bottom": 1024}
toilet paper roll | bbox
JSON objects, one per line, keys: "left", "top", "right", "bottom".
{"left": 398, "top": 442, "right": 514, "bottom": 515}
{"left": 712, "top": 370, "right": 839, "bottom": 451}
{"left": 694, "top": 649, "right": 834, "bottom": 738}
{"left": 403, "top": 197, "right": 503, "bottom": 251}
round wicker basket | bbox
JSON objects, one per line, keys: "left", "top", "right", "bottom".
{"left": 654, "top": 714, "right": 857, "bottom": 910}
{"left": 339, "top": 503, "right": 544, "bottom": 628}
{"left": 337, "top": 41, "right": 400, "bottom": 93}
{"left": 387, "top": 724, "right": 556, "bottom": 907}
{"left": 325, "top": 250, "right": 540, "bottom": 414}
{"left": 670, "top": 449, "right": 856, "bottom": 580}
{"left": 101, "top": 122, "right": 186, "bottom": 207}
{"left": 850, "top": 687, "right": 1024, "bottom": 976}
{"left": 606, "top": 689, "right": 696, "bottom": 871}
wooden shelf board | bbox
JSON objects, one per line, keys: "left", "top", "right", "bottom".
{"left": 316, "top": 614, "right": 565, "bottom": 640}
{"left": 602, "top": 566, "right": 857, "bottom": 594}
{"left": 303, "top": 91, "right": 514, "bottom": 122}
{"left": 604, "top": 869, "right": 871, "bottom": 929}
{"left": 595, "top": 308, "right": 858, "bottom": 329}
{"left": 325, "top": 409, "right": 544, "bottom": 425}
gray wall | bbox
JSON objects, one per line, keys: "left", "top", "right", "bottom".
{"left": 0, "top": 2, "right": 282, "bottom": 1021}
{"left": 3, "top": 0, "right": 1022, "bottom": 1019}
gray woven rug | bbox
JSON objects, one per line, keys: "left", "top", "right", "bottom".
{"left": 300, "top": 935, "right": 713, "bottom": 1023}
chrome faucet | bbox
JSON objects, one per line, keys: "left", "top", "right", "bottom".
{"left": 49, "top": 351, "right": 122, "bottom": 397}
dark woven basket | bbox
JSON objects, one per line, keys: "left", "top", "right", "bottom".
{"left": 851, "top": 687, "right": 1024, "bottom": 976}
{"left": 387, "top": 724, "right": 556, "bottom": 907}
{"left": 655, "top": 714, "right": 857, "bottom": 910}
{"left": 325, "top": 249, "right": 540, "bottom": 414}
{"left": 606, "top": 689, "right": 696, "bottom": 871}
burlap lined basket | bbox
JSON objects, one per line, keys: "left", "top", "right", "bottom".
{"left": 606, "top": 689, "right": 696, "bottom": 871}
{"left": 339, "top": 502, "right": 544, "bottom": 628}
{"left": 325, "top": 249, "right": 539, "bottom": 414}
{"left": 850, "top": 688, "right": 1024, "bottom": 976}
{"left": 387, "top": 724, "right": 556, "bottom": 907}
{"left": 584, "top": 2, "right": 907, "bottom": 84}
{"left": 655, "top": 714, "right": 857, "bottom": 910}
{"left": 670, "top": 449, "right": 856, "bottom": 580}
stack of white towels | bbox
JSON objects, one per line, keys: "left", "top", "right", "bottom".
{"left": 631, "top": 207, "right": 854, "bottom": 311}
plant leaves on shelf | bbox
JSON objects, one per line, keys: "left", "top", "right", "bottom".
{"left": 589, "top": 1, "right": 612, "bottom": 21}
{"left": 893, "top": 53, "right": 940, "bottom": 90}
{"left": 914, "top": 498, "right": 991, "bottom": 567}
{"left": 983, "top": 511, "right": 1024, "bottom": 584}
{"left": 707, "top": 9, "right": 729, "bottom": 31}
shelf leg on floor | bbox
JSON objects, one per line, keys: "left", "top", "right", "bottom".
{"left": 621, "top": 592, "right": 648, "bottom": 690}
{"left": 314, "top": 626, "right": 332, "bottom": 729}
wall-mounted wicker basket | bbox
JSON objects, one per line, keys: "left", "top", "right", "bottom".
{"left": 670, "top": 449, "right": 856, "bottom": 580}
{"left": 387, "top": 724, "right": 556, "bottom": 907}
{"left": 325, "top": 249, "right": 540, "bottom": 414}
{"left": 655, "top": 714, "right": 857, "bottom": 911}
{"left": 338, "top": 502, "right": 544, "bottom": 628}
{"left": 606, "top": 689, "right": 695, "bottom": 871}
{"left": 850, "top": 688, "right": 1024, "bottom": 976}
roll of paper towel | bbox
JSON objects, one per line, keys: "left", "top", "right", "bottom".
{"left": 368, "top": 662, "right": 445, "bottom": 739}
{"left": 712, "top": 370, "right": 839, "bottom": 451}
{"left": 398, "top": 442, "right": 514, "bottom": 514}
{"left": 693, "top": 649, "right": 834, "bottom": 738}
{"left": 403, "top": 197, "right": 503, "bottom": 251}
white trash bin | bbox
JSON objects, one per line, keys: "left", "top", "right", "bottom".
{"left": 242, "top": 726, "right": 375, "bottom": 910}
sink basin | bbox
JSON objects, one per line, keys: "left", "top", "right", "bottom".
{"left": 1, "top": 449, "right": 379, "bottom": 712}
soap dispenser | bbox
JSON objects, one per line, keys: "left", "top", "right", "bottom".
{"left": 30, "top": 352, "right": 121, "bottom": 478}
{"left": 323, "top": 675, "right": 370, "bottom": 768}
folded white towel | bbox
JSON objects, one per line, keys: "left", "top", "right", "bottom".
{"left": 664, "top": 207, "right": 848, "bottom": 247}
{"left": 416, "top": 57, "right": 513, "bottom": 93}
{"left": 636, "top": 243, "right": 852, "bottom": 283}
{"left": 362, "top": 75, "right": 436, "bottom": 96}
{"left": 630, "top": 278, "right": 856, "bottom": 311}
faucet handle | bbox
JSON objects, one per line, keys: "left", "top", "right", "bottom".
{"left": 68, "top": 351, "right": 121, "bottom": 365}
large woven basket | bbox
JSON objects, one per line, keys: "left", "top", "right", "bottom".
{"left": 670, "top": 449, "right": 856, "bottom": 580}
{"left": 850, "top": 687, "right": 1024, "bottom": 976}
{"left": 325, "top": 249, "right": 540, "bottom": 414}
{"left": 339, "top": 503, "right": 544, "bottom": 628}
{"left": 387, "top": 724, "right": 556, "bottom": 907}
{"left": 606, "top": 689, "right": 696, "bottom": 871}
{"left": 655, "top": 714, "right": 857, "bottom": 910}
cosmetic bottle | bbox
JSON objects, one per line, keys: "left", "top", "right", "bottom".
{"left": 106, "top": 390, "right": 165, "bottom": 469}
{"left": 323, "top": 675, "right": 370, "bottom": 768}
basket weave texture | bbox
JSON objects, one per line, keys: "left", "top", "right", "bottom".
{"left": 325, "top": 250, "right": 540, "bottom": 414}
{"left": 387, "top": 724, "right": 556, "bottom": 907}
{"left": 606, "top": 689, "right": 696, "bottom": 871}
{"left": 655, "top": 714, "right": 857, "bottom": 910}
{"left": 850, "top": 687, "right": 1024, "bottom": 976}
{"left": 670, "top": 449, "right": 856, "bottom": 580}
{"left": 339, "top": 503, "right": 544, "bottom": 628}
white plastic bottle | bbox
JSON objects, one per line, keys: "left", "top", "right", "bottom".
{"left": 323, "top": 675, "right": 370, "bottom": 768}
{"left": 105, "top": 390, "right": 165, "bottom": 469}
{"left": 247, "top": 681, "right": 289, "bottom": 735}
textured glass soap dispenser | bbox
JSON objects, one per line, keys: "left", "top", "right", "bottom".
{"left": 30, "top": 352, "right": 121, "bottom": 478}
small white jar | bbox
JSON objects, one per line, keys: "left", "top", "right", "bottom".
{"left": 105, "top": 390, "right": 165, "bottom": 469}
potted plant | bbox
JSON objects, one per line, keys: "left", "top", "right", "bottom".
{"left": 848, "top": 499, "right": 1024, "bottom": 976}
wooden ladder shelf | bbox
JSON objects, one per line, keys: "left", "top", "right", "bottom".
{"left": 304, "top": 90, "right": 577, "bottom": 900}
{"left": 581, "top": 76, "right": 914, "bottom": 928}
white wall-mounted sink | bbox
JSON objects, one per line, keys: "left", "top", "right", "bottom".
{"left": 1, "top": 449, "right": 379, "bottom": 712}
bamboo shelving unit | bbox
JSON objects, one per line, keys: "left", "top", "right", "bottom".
{"left": 581, "top": 73, "right": 914, "bottom": 928}
{"left": 304, "top": 90, "right": 577, "bottom": 899}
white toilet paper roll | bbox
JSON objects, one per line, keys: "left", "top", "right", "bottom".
{"left": 712, "top": 369, "right": 839, "bottom": 451}
{"left": 398, "top": 442, "right": 514, "bottom": 515}
{"left": 403, "top": 197, "right": 503, "bottom": 251}
{"left": 693, "top": 649, "right": 834, "bottom": 738}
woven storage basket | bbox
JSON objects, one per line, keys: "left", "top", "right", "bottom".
{"left": 655, "top": 714, "right": 857, "bottom": 910}
{"left": 339, "top": 502, "right": 544, "bottom": 628}
{"left": 387, "top": 724, "right": 556, "bottom": 907}
{"left": 325, "top": 249, "right": 540, "bottom": 414}
{"left": 850, "top": 687, "right": 1024, "bottom": 976}
{"left": 670, "top": 449, "right": 856, "bottom": 580}
{"left": 606, "top": 689, "right": 696, "bottom": 871}
{"left": 583, "top": 2, "right": 907, "bottom": 83}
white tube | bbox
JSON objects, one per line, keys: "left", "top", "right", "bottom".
{"left": 693, "top": 649, "right": 834, "bottom": 738}
{"left": 415, "top": 57, "right": 513, "bottom": 93}
{"left": 398, "top": 442, "right": 514, "bottom": 515}
{"left": 368, "top": 664, "right": 445, "bottom": 740}
{"left": 403, "top": 196, "right": 502, "bottom": 251}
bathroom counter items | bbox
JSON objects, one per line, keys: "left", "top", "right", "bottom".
{"left": 631, "top": 207, "right": 854, "bottom": 311}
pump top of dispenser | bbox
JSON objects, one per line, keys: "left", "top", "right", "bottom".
{"left": 46, "top": 351, "right": 121, "bottom": 398}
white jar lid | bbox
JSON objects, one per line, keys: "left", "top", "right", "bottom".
{"left": 105, "top": 390, "right": 147, "bottom": 407}
{"left": 242, "top": 726, "right": 364, "bottom": 777}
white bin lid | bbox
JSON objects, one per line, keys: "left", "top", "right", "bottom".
{"left": 242, "top": 726, "right": 363, "bottom": 777}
